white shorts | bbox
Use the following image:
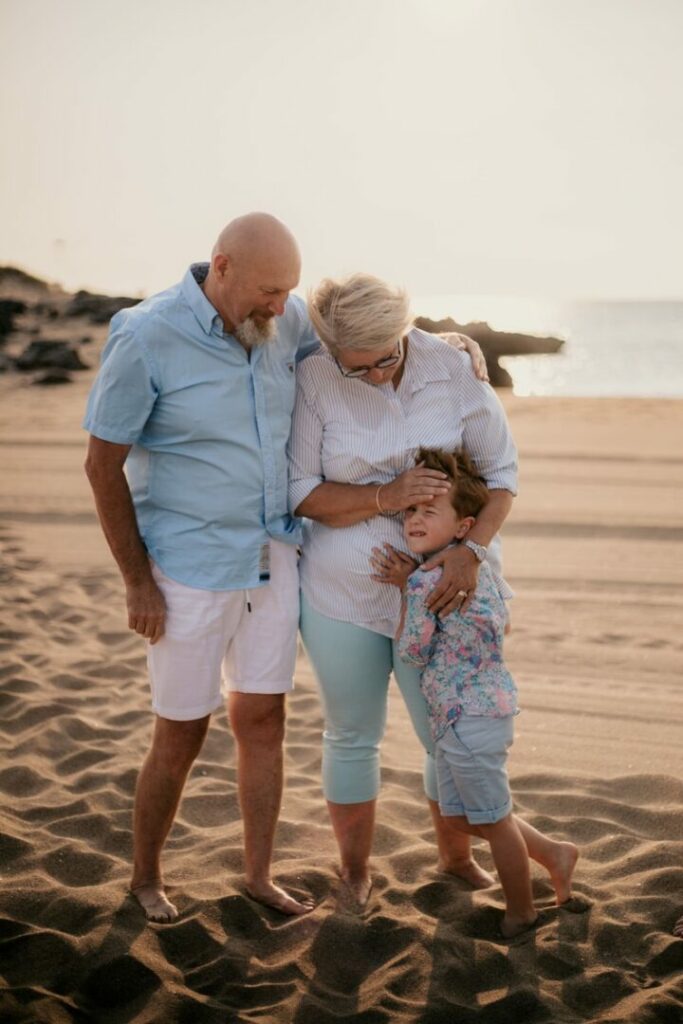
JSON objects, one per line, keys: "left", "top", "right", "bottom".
{"left": 147, "top": 540, "right": 300, "bottom": 721}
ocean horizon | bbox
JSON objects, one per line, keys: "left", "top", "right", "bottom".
{"left": 412, "top": 296, "right": 683, "bottom": 399}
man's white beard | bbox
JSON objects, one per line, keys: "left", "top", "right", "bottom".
{"left": 234, "top": 314, "right": 278, "bottom": 348}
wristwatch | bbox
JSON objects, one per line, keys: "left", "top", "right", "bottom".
{"left": 462, "top": 539, "right": 488, "bottom": 562}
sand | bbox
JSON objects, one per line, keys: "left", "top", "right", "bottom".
{"left": 1, "top": 367, "right": 683, "bottom": 1023}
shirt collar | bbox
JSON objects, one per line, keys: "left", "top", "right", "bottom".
{"left": 403, "top": 328, "right": 452, "bottom": 393}
{"left": 182, "top": 262, "right": 222, "bottom": 335}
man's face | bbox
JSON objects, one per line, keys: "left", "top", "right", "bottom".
{"left": 217, "top": 251, "right": 301, "bottom": 340}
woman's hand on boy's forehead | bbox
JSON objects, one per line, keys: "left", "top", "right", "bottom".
{"left": 378, "top": 466, "right": 450, "bottom": 513}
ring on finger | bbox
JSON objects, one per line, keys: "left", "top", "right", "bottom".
{"left": 456, "top": 590, "right": 468, "bottom": 599}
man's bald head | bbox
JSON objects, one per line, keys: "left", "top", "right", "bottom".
{"left": 212, "top": 212, "right": 300, "bottom": 271}
{"left": 203, "top": 212, "right": 302, "bottom": 345}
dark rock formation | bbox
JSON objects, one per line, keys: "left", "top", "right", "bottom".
{"left": 415, "top": 316, "right": 564, "bottom": 388}
{"left": 15, "top": 340, "right": 89, "bottom": 372}
{"left": 66, "top": 290, "right": 139, "bottom": 324}
{"left": 0, "top": 299, "right": 27, "bottom": 343}
{"left": 0, "top": 266, "right": 49, "bottom": 290}
{"left": 32, "top": 368, "right": 74, "bottom": 386}
{"left": 33, "top": 302, "right": 62, "bottom": 319}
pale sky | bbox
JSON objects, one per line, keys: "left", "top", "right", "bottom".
{"left": 1, "top": 0, "right": 682, "bottom": 298}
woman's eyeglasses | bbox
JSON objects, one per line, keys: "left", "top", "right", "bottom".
{"left": 335, "top": 339, "right": 403, "bottom": 379}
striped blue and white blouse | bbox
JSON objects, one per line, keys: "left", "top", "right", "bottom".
{"left": 288, "top": 329, "right": 518, "bottom": 637}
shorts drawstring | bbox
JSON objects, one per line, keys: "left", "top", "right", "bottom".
{"left": 245, "top": 589, "right": 252, "bottom": 613}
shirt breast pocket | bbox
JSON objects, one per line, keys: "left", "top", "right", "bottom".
{"left": 266, "top": 356, "right": 297, "bottom": 424}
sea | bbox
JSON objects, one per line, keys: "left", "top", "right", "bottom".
{"left": 412, "top": 297, "right": 683, "bottom": 398}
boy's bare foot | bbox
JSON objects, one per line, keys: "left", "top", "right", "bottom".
{"left": 246, "top": 880, "right": 315, "bottom": 916}
{"left": 130, "top": 881, "right": 178, "bottom": 923}
{"left": 673, "top": 914, "right": 683, "bottom": 937}
{"left": 547, "top": 841, "right": 579, "bottom": 904}
{"left": 500, "top": 911, "right": 539, "bottom": 939}
{"left": 440, "top": 857, "right": 495, "bottom": 890}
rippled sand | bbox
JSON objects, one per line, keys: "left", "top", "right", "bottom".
{"left": 1, "top": 374, "right": 683, "bottom": 1022}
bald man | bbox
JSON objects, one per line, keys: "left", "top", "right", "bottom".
{"left": 85, "top": 214, "right": 318, "bottom": 921}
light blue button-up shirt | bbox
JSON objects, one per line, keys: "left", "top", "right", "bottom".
{"left": 83, "top": 263, "right": 319, "bottom": 590}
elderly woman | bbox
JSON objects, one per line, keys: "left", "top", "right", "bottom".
{"left": 288, "top": 274, "right": 518, "bottom": 902}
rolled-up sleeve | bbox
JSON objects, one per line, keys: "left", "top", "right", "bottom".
{"left": 287, "top": 368, "right": 325, "bottom": 512}
{"left": 459, "top": 361, "right": 518, "bottom": 494}
{"left": 83, "top": 315, "right": 159, "bottom": 444}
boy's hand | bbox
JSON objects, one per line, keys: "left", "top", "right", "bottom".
{"left": 421, "top": 545, "right": 479, "bottom": 616}
{"left": 370, "top": 544, "right": 418, "bottom": 590}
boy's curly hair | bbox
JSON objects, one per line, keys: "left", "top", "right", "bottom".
{"left": 416, "top": 447, "right": 490, "bottom": 519}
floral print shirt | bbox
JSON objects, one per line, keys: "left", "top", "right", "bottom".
{"left": 398, "top": 560, "right": 518, "bottom": 743}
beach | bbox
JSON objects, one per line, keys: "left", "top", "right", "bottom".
{"left": 1, "top": 371, "right": 683, "bottom": 1022}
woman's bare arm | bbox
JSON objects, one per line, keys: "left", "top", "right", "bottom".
{"left": 295, "top": 466, "right": 451, "bottom": 527}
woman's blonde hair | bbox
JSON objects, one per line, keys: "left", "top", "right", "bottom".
{"left": 307, "top": 273, "right": 414, "bottom": 356}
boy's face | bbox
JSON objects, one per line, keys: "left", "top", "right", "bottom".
{"left": 403, "top": 491, "right": 473, "bottom": 557}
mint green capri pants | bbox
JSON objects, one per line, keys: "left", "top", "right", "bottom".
{"left": 300, "top": 594, "right": 439, "bottom": 804}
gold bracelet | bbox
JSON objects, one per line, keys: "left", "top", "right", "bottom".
{"left": 375, "top": 484, "right": 385, "bottom": 513}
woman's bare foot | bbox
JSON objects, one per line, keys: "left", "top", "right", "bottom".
{"left": 246, "top": 880, "right": 315, "bottom": 916}
{"left": 130, "top": 881, "right": 178, "bottom": 923}
{"left": 337, "top": 865, "right": 373, "bottom": 907}
{"left": 501, "top": 911, "right": 538, "bottom": 939}
{"left": 440, "top": 857, "right": 495, "bottom": 890}
{"left": 546, "top": 841, "right": 579, "bottom": 904}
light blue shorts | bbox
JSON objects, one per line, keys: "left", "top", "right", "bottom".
{"left": 436, "top": 714, "right": 515, "bottom": 825}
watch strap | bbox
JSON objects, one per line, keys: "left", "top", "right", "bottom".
{"left": 463, "top": 539, "right": 487, "bottom": 562}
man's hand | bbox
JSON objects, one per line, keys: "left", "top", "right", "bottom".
{"left": 126, "top": 577, "right": 167, "bottom": 644}
{"left": 440, "top": 332, "right": 489, "bottom": 382}
{"left": 369, "top": 544, "right": 418, "bottom": 590}
{"left": 421, "top": 545, "right": 480, "bottom": 616}
{"left": 379, "top": 466, "right": 450, "bottom": 512}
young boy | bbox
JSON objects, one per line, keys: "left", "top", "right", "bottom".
{"left": 375, "top": 447, "right": 578, "bottom": 938}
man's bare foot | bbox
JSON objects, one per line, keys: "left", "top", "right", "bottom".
{"left": 674, "top": 914, "right": 683, "bottom": 937}
{"left": 440, "top": 857, "right": 495, "bottom": 890}
{"left": 500, "top": 911, "right": 538, "bottom": 939}
{"left": 546, "top": 841, "right": 579, "bottom": 904}
{"left": 130, "top": 881, "right": 178, "bottom": 923}
{"left": 246, "top": 880, "right": 315, "bottom": 916}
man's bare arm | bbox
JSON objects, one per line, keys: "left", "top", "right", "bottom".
{"left": 440, "top": 332, "right": 489, "bottom": 381}
{"left": 84, "top": 435, "right": 166, "bottom": 643}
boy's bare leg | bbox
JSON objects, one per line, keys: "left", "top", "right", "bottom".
{"left": 477, "top": 815, "right": 537, "bottom": 938}
{"left": 428, "top": 800, "right": 494, "bottom": 888}
{"left": 327, "top": 798, "right": 375, "bottom": 905}
{"left": 229, "top": 692, "right": 314, "bottom": 916}
{"left": 439, "top": 812, "right": 577, "bottom": 902}
{"left": 131, "top": 714, "right": 211, "bottom": 922}
{"left": 513, "top": 817, "right": 578, "bottom": 904}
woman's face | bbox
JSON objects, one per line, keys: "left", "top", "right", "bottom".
{"left": 334, "top": 338, "right": 405, "bottom": 386}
